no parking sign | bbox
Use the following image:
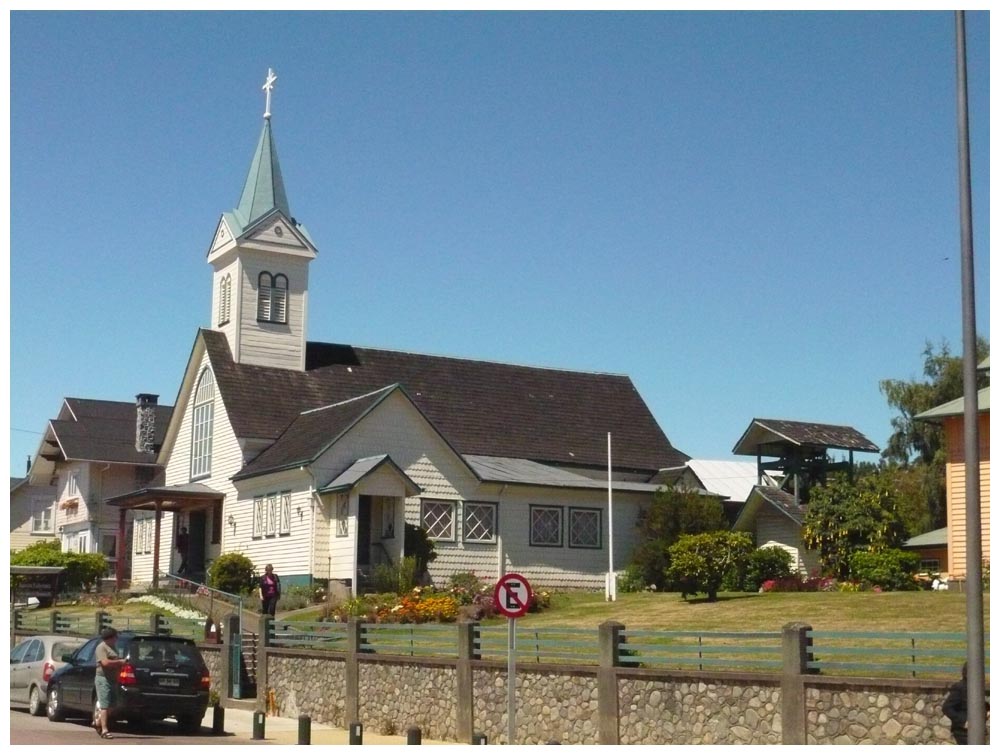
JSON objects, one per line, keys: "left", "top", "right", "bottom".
{"left": 493, "top": 572, "right": 533, "bottom": 619}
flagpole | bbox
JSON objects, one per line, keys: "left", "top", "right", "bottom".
{"left": 607, "top": 432, "right": 616, "bottom": 601}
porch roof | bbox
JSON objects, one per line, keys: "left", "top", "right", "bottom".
{"left": 104, "top": 482, "right": 224, "bottom": 512}
{"left": 317, "top": 454, "right": 422, "bottom": 496}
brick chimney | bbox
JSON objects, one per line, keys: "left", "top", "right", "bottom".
{"left": 135, "top": 394, "right": 159, "bottom": 453}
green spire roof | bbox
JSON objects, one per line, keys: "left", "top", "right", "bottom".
{"left": 232, "top": 119, "right": 290, "bottom": 232}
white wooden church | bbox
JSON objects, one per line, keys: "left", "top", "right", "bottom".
{"left": 110, "top": 72, "right": 689, "bottom": 594}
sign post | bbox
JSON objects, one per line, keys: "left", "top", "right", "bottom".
{"left": 494, "top": 572, "right": 533, "bottom": 746}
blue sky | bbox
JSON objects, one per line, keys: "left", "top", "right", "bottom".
{"left": 8, "top": 10, "right": 991, "bottom": 477}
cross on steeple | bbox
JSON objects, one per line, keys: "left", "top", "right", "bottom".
{"left": 262, "top": 68, "right": 277, "bottom": 119}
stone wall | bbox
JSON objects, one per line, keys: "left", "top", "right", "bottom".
{"left": 473, "top": 666, "right": 599, "bottom": 744}
{"left": 805, "top": 679, "right": 954, "bottom": 745}
{"left": 198, "top": 644, "right": 224, "bottom": 699}
{"left": 619, "top": 672, "right": 782, "bottom": 744}
{"left": 267, "top": 651, "right": 348, "bottom": 727}
{"left": 358, "top": 658, "right": 457, "bottom": 740}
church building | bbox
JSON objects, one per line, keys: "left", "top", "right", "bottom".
{"left": 109, "top": 72, "right": 688, "bottom": 594}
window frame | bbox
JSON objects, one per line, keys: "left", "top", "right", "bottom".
{"left": 529, "top": 505, "right": 563, "bottom": 548}
{"left": 256, "top": 271, "right": 288, "bottom": 324}
{"left": 252, "top": 496, "right": 264, "bottom": 539}
{"left": 462, "top": 501, "right": 498, "bottom": 544}
{"left": 568, "top": 507, "right": 603, "bottom": 550}
{"left": 421, "top": 499, "right": 456, "bottom": 542}
{"left": 335, "top": 495, "right": 349, "bottom": 538}
{"left": 218, "top": 273, "right": 232, "bottom": 326}
{"left": 279, "top": 491, "right": 291, "bottom": 535}
{"left": 380, "top": 498, "right": 396, "bottom": 539}
{"left": 189, "top": 368, "right": 215, "bottom": 481}
{"left": 31, "top": 500, "right": 54, "bottom": 533}
{"left": 266, "top": 493, "right": 278, "bottom": 536}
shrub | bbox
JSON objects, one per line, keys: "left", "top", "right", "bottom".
{"left": 372, "top": 556, "right": 420, "bottom": 594}
{"left": 745, "top": 547, "right": 794, "bottom": 591}
{"left": 617, "top": 564, "right": 653, "bottom": 593}
{"left": 207, "top": 552, "right": 256, "bottom": 595}
{"left": 277, "top": 585, "right": 313, "bottom": 612}
{"left": 665, "top": 531, "right": 754, "bottom": 602}
{"left": 446, "top": 572, "right": 489, "bottom": 605}
{"left": 848, "top": 549, "right": 920, "bottom": 591}
{"left": 760, "top": 575, "right": 838, "bottom": 593}
{"left": 404, "top": 524, "right": 437, "bottom": 577}
{"left": 11, "top": 539, "right": 107, "bottom": 593}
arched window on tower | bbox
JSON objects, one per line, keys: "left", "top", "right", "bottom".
{"left": 257, "top": 272, "right": 288, "bottom": 324}
{"left": 190, "top": 368, "right": 215, "bottom": 480}
{"left": 218, "top": 274, "right": 232, "bottom": 326}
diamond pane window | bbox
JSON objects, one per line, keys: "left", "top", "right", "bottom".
{"left": 463, "top": 502, "right": 497, "bottom": 543}
{"left": 421, "top": 500, "right": 455, "bottom": 541}
{"left": 569, "top": 508, "right": 601, "bottom": 549}
{"left": 336, "top": 495, "right": 349, "bottom": 537}
{"left": 530, "top": 506, "right": 562, "bottom": 547}
{"left": 252, "top": 496, "right": 264, "bottom": 538}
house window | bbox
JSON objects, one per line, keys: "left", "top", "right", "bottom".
{"left": 421, "top": 500, "right": 455, "bottom": 541}
{"left": 257, "top": 272, "right": 288, "bottom": 324}
{"left": 31, "top": 500, "right": 53, "bottom": 533}
{"left": 463, "top": 502, "right": 497, "bottom": 543}
{"left": 144, "top": 519, "right": 153, "bottom": 554}
{"left": 190, "top": 368, "right": 215, "bottom": 480}
{"left": 218, "top": 274, "right": 232, "bottom": 325}
{"left": 279, "top": 491, "right": 291, "bottom": 535}
{"left": 336, "top": 495, "right": 349, "bottom": 537}
{"left": 68, "top": 473, "right": 78, "bottom": 496}
{"left": 920, "top": 558, "right": 941, "bottom": 573}
{"left": 530, "top": 505, "right": 562, "bottom": 547}
{"left": 266, "top": 493, "right": 278, "bottom": 536}
{"left": 569, "top": 508, "right": 602, "bottom": 549}
{"left": 252, "top": 496, "right": 264, "bottom": 538}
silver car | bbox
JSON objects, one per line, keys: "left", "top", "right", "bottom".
{"left": 10, "top": 635, "right": 86, "bottom": 716}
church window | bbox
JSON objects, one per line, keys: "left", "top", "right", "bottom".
{"left": 463, "top": 502, "right": 497, "bottom": 543}
{"left": 568, "top": 507, "right": 601, "bottom": 549}
{"left": 218, "top": 274, "right": 232, "bottom": 325}
{"left": 266, "top": 493, "right": 278, "bottom": 535}
{"left": 252, "top": 496, "right": 264, "bottom": 538}
{"left": 421, "top": 500, "right": 455, "bottom": 541}
{"left": 529, "top": 505, "right": 562, "bottom": 547}
{"left": 335, "top": 496, "right": 349, "bottom": 537}
{"left": 190, "top": 368, "right": 215, "bottom": 480}
{"left": 279, "top": 491, "right": 291, "bottom": 535}
{"left": 256, "top": 272, "right": 288, "bottom": 324}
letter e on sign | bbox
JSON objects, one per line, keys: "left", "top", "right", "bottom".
{"left": 494, "top": 572, "right": 533, "bottom": 619}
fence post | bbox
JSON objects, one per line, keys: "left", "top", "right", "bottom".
{"left": 406, "top": 726, "right": 421, "bottom": 745}
{"left": 298, "top": 714, "right": 311, "bottom": 745}
{"left": 345, "top": 617, "right": 363, "bottom": 725}
{"left": 349, "top": 721, "right": 363, "bottom": 745}
{"left": 50, "top": 610, "right": 60, "bottom": 634}
{"left": 252, "top": 709, "right": 266, "bottom": 740}
{"left": 781, "top": 622, "right": 812, "bottom": 745}
{"left": 598, "top": 621, "right": 624, "bottom": 745}
{"left": 456, "top": 620, "right": 477, "bottom": 743}
{"left": 150, "top": 612, "right": 162, "bottom": 635}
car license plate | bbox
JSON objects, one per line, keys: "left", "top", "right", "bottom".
{"left": 159, "top": 677, "right": 180, "bottom": 687}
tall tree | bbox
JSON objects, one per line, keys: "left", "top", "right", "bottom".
{"left": 879, "top": 338, "right": 988, "bottom": 527}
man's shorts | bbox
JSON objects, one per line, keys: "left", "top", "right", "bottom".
{"left": 95, "top": 675, "right": 113, "bottom": 708}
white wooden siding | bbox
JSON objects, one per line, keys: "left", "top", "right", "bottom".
{"left": 9, "top": 484, "right": 57, "bottom": 551}
{"left": 755, "top": 509, "right": 818, "bottom": 574}
{"left": 235, "top": 253, "right": 309, "bottom": 371}
{"left": 232, "top": 473, "right": 315, "bottom": 577}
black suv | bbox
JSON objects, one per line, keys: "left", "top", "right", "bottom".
{"left": 45, "top": 632, "right": 210, "bottom": 733}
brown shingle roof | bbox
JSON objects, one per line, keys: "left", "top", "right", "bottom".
{"left": 202, "top": 330, "right": 687, "bottom": 474}
{"left": 732, "top": 418, "right": 879, "bottom": 457}
{"left": 51, "top": 398, "right": 173, "bottom": 465}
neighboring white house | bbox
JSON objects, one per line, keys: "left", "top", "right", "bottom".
{"left": 24, "top": 395, "right": 172, "bottom": 577}
{"left": 109, "top": 78, "right": 690, "bottom": 594}
{"left": 9, "top": 476, "right": 58, "bottom": 552}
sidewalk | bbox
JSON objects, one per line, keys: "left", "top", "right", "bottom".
{"left": 204, "top": 706, "right": 457, "bottom": 745}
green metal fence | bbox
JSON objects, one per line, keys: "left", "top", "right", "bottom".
{"left": 807, "top": 630, "right": 990, "bottom": 679}
{"left": 477, "top": 626, "right": 600, "bottom": 664}
{"left": 271, "top": 620, "right": 348, "bottom": 650}
{"left": 360, "top": 623, "right": 458, "bottom": 657}
{"left": 618, "top": 629, "right": 783, "bottom": 671}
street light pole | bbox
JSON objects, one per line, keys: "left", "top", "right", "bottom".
{"left": 953, "top": 10, "right": 985, "bottom": 746}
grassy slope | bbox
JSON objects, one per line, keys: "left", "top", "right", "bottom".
{"left": 493, "top": 590, "right": 991, "bottom": 634}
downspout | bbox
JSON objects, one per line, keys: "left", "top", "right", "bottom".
{"left": 303, "top": 466, "right": 318, "bottom": 587}
{"left": 496, "top": 484, "right": 507, "bottom": 581}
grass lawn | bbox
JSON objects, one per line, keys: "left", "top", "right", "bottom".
{"left": 503, "top": 590, "right": 990, "bottom": 634}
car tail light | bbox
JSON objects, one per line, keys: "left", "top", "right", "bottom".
{"left": 119, "top": 663, "right": 138, "bottom": 685}
{"left": 42, "top": 662, "right": 55, "bottom": 682}
{"left": 200, "top": 673, "right": 211, "bottom": 690}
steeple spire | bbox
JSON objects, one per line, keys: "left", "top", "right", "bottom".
{"left": 234, "top": 117, "right": 290, "bottom": 230}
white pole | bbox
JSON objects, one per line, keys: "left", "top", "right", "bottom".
{"left": 507, "top": 617, "right": 516, "bottom": 745}
{"left": 607, "top": 432, "right": 616, "bottom": 601}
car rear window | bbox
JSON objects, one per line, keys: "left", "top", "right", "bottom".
{"left": 52, "top": 642, "right": 83, "bottom": 659}
{"left": 128, "top": 638, "right": 203, "bottom": 666}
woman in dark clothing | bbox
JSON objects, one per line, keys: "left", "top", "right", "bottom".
{"left": 258, "top": 564, "right": 281, "bottom": 616}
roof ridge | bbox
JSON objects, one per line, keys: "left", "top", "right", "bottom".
{"left": 299, "top": 384, "right": 398, "bottom": 415}
{"left": 309, "top": 340, "right": 629, "bottom": 378}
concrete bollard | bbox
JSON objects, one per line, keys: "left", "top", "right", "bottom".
{"left": 406, "top": 726, "right": 422, "bottom": 745}
{"left": 252, "top": 710, "right": 266, "bottom": 740}
{"left": 349, "top": 721, "right": 363, "bottom": 745}
{"left": 471, "top": 732, "right": 487, "bottom": 745}
{"left": 212, "top": 704, "right": 225, "bottom": 735}
{"left": 298, "top": 714, "right": 311, "bottom": 745}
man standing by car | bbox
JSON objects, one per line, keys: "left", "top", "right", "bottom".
{"left": 94, "top": 628, "right": 123, "bottom": 739}
{"left": 258, "top": 564, "right": 281, "bottom": 617}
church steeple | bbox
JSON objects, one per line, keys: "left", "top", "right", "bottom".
{"left": 206, "top": 68, "right": 318, "bottom": 373}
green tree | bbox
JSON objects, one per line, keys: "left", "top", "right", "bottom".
{"left": 11, "top": 539, "right": 107, "bottom": 593}
{"left": 802, "top": 474, "right": 908, "bottom": 579}
{"left": 207, "top": 552, "right": 256, "bottom": 595}
{"left": 665, "top": 531, "right": 753, "bottom": 602}
{"left": 629, "top": 488, "right": 728, "bottom": 590}
{"left": 879, "top": 339, "right": 988, "bottom": 528}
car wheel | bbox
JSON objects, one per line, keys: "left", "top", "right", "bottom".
{"left": 46, "top": 684, "right": 66, "bottom": 722}
{"left": 28, "top": 686, "right": 45, "bottom": 716}
{"left": 176, "top": 713, "right": 202, "bottom": 735}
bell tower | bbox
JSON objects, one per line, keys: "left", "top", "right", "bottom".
{"left": 206, "top": 68, "right": 318, "bottom": 371}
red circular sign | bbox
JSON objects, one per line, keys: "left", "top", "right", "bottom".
{"left": 493, "top": 572, "right": 533, "bottom": 619}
